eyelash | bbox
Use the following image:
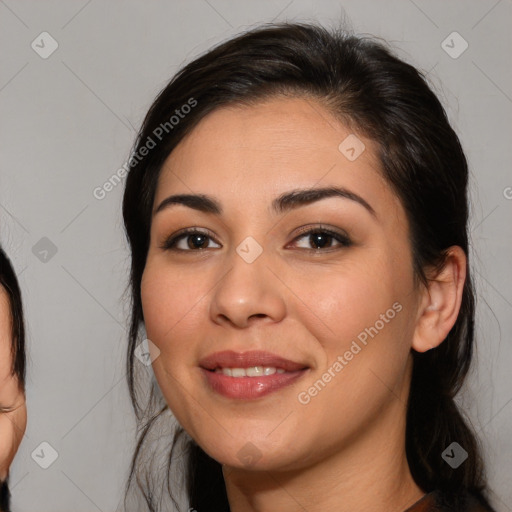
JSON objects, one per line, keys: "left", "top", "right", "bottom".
{"left": 160, "top": 225, "right": 353, "bottom": 253}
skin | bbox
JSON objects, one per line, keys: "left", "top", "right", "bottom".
{"left": 0, "top": 287, "right": 27, "bottom": 483}
{"left": 140, "top": 96, "right": 466, "bottom": 512}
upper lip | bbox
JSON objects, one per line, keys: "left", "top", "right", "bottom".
{"left": 199, "top": 350, "right": 308, "bottom": 372}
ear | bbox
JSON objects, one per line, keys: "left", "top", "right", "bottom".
{"left": 411, "top": 246, "right": 467, "bottom": 353}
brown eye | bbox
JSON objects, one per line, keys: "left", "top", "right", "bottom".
{"left": 291, "top": 226, "right": 352, "bottom": 251}
{"left": 160, "top": 228, "right": 221, "bottom": 251}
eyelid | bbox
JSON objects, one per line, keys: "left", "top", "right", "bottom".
{"left": 291, "top": 223, "right": 350, "bottom": 240}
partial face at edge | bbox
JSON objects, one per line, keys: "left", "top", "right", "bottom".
{"left": 0, "top": 287, "right": 27, "bottom": 481}
{"left": 140, "top": 96, "right": 422, "bottom": 471}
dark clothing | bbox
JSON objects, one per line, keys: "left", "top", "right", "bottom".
{"left": 0, "top": 479, "right": 10, "bottom": 512}
{"left": 405, "top": 489, "right": 496, "bottom": 512}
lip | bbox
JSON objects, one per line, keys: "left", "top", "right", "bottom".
{"left": 199, "top": 350, "right": 308, "bottom": 372}
{"left": 199, "top": 350, "right": 309, "bottom": 400}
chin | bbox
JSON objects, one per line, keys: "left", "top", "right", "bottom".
{"left": 195, "top": 431, "right": 305, "bottom": 472}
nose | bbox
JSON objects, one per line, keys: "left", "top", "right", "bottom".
{"left": 209, "top": 247, "right": 286, "bottom": 329}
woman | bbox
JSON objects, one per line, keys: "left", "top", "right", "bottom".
{"left": 120, "top": 22, "right": 496, "bottom": 511}
{"left": 0, "top": 247, "right": 27, "bottom": 512}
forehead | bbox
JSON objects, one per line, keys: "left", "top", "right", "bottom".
{"left": 155, "top": 96, "right": 400, "bottom": 222}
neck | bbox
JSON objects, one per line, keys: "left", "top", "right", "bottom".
{"left": 222, "top": 396, "right": 424, "bottom": 512}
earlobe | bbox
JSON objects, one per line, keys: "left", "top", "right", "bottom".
{"left": 411, "top": 246, "right": 467, "bottom": 353}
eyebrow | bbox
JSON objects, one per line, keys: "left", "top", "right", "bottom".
{"left": 154, "top": 186, "right": 376, "bottom": 218}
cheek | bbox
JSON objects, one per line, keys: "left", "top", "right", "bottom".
{"left": 300, "top": 256, "right": 399, "bottom": 349}
{"left": 297, "top": 250, "right": 413, "bottom": 417}
{"left": 140, "top": 261, "right": 205, "bottom": 424}
{"left": 140, "top": 260, "right": 205, "bottom": 353}
{"left": 295, "top": 267, "right": 412, "bottom": 438}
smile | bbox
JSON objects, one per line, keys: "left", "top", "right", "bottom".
{"left": 199, "top": 350, "right": 309, "bottom": 399}
{"left": 214, "top": 366, "right": 286, "bottom": 377}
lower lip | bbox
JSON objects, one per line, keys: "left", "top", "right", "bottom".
{"left": 201, "top": 368, "right": 308, "bottom": 399}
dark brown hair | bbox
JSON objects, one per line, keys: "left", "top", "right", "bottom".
{"left": 121, "top": 21, "right": 494, "bottom": 511}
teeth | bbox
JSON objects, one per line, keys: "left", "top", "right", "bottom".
{"left": 231, "top": 368, "right": 246, "bottom": 377}
{"left": 214, "top": 366, "right": 286, "bottom": 377}
{"left": 246, "top": 366, "right": 263, "bottom": 377}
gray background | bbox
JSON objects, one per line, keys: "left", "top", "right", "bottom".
{"left": 0, "top": 0, "right": 511, "bottom": 510}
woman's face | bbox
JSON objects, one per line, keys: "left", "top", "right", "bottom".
{"left": 0, "top": 287, "right": 27, "bottom": 481}
{"left": 141, "top": 96, "right": 423, "bottom": 471}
